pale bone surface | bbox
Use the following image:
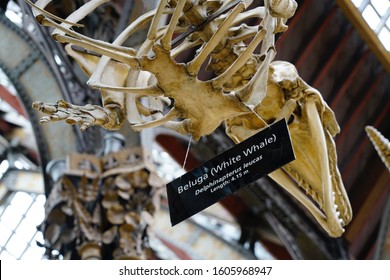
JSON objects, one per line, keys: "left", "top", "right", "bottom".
{"left": 365, "top": 126, "right": 390, "bottom": 171}
{"left": 28, "top": 0, "right": 352, "bottom": 237}
{"left": 41, "top": 148, "right": 164, "bottom": 260}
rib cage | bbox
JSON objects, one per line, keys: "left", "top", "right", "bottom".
{"left": 29, "top": 0, "right": 296, "bottom": 138}
{"left": 28, "top": 0, "right": 354, "bottom": 238}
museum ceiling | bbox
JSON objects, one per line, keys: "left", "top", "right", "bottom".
{"left": 154, "top": 0, "right": 390, "bottom": 259}
{"left": 0, "top": 0, "right": 389, "bottom": 260}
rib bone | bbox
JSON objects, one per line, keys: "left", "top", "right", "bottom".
{"left": 28, "top": 0, "right": 351, "bottom": 237}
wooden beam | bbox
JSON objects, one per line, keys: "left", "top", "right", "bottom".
{"left": 156, "top": 135, "right": 198, "bottom": 171}
{"left": 295, "top": 5, "right": 338, "bottom": 71}
{"left": 0, "top": 85, "right": 26, "bottom": 117}
{"left": 260, "top": 239, "right": 292, "bottom": 260}
{"left": 342, "top": 102, "right": 390, "bottom": 181}
{"left": 276, "top": 0, "right": 312, "bottom": 47}
{"left": 336, "top": 0, "right": 390, "bottom": 74}
{"left": 329, "top": 50, "right": 369, "bottom": 109}
{"left": 312, "top": 27, "right": 354, "bottom": 88}
{"left": 336, "top": 72, "right": 384, "bottom": 146}
{"left": 345, "top": 170, "right": 390, "bottom": 258}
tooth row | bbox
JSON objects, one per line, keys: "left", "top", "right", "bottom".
{"left": 283, "top": 166, "right": 324, "bottom": 209}
{"left": 331, "top": 191, "right": 345, "bottom": 226}
{"left": 302, "top": 183, "right": 323, "bottom": 209}
{"left": 334, "top": 186, "right": 352, "bottom": 220}
{"left": 331, "top": 174, "right": 351, "bottom": 219}
{"left": 285, "top": 167, "right": 346, "bottom": 227}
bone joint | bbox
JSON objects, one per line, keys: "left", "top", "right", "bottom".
{"left": 28, "top": 0, "right": 352, "bottom": 237}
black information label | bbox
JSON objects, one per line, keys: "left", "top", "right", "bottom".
{"left": 166, "top": 119, "right": 295, "bottom": 226}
